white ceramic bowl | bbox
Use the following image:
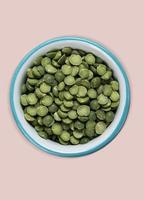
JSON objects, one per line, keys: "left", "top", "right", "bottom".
{"left": 10, "top": 36, "right": 130, "bottom": 157}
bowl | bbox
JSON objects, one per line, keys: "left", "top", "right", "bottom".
{"left": 10, "top": 36, "right": 130, "bottom": 157}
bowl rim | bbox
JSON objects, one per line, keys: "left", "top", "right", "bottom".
{"left": 10, "top": 36, "right": 130, "bottom": 157}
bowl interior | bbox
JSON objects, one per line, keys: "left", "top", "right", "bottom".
{"left": 12, "top": 39, "right": 126, "bottom": 154}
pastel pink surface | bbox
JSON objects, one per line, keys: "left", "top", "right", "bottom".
{"left": 0, "top": 0, "right": 143, "bottom": 200}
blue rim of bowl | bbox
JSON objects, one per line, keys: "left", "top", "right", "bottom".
{"left": 10, "top": 36, "right": 130, "bottom": 157}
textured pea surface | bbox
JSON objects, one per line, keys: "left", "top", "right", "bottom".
{"left": 20, "top": 47, "right": 120, "bottom": 145}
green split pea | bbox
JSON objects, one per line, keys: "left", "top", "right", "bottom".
{"left": 20, "top": 47, "right": 120, "bottom": 145}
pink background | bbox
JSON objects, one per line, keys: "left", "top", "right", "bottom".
{"left": 0, "top": 0, "right": 144, "bottom": 199}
